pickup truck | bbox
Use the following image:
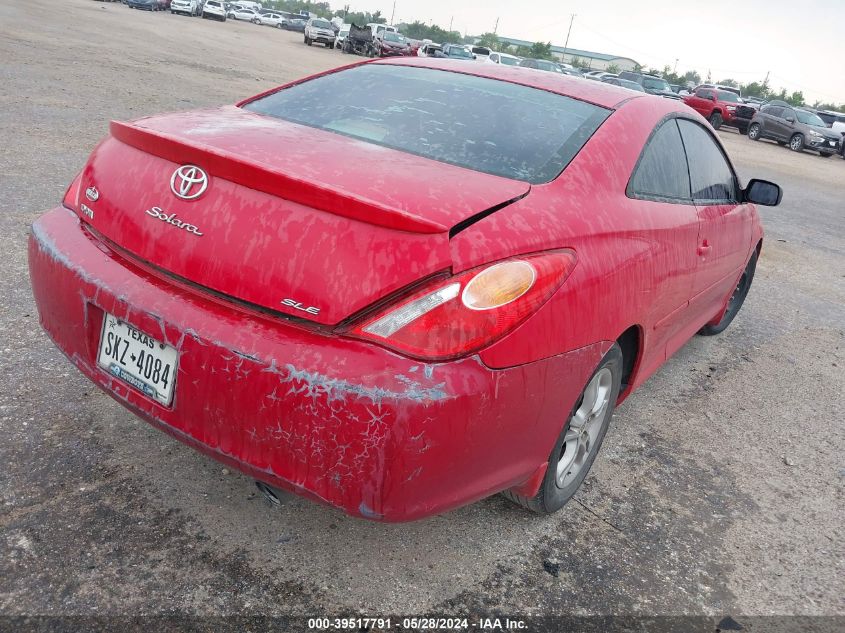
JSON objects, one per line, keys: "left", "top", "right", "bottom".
{"left": 683, "top": 87, "right": 747, "bottom": 132}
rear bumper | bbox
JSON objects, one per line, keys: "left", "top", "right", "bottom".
{"left": 28, "top": 207, "right": 605, "bottom": 521}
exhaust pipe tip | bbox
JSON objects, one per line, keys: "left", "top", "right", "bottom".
{"left": 255, "top": 480, "right": 287, "bottom": 507}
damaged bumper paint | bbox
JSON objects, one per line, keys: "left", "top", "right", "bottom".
{"left": 28, "top": 207, "right": 604, "bottom": 521}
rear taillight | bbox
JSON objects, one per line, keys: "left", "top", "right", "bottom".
{"left": 350, "top": 250, "right": 577, "bottom": 360}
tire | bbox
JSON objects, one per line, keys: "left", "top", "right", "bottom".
{"left": 748, "top": 123, "right": 761, "bottom": 141}
{"left": 502, "top": 344, "right": 623, "bottom": 514}
{"left": 819, "top": 152, "right": 832, "bottom": 158}
{"left": 698, "top": 250, "right": 757, "bottom": 336}
{"left": 709, "top": 111, "right": 723, "bottom": 130}
{"left": 276, "top": 23, "right": 282, "bottom": 28}
{"left": 789, "top": 133, "right": 804, "bottom": 152}
{"left": 776, "top": 140, "right": 786, "bottom": 146}
{"left": 738, "top": 125, "right": 748, "bottom": 135}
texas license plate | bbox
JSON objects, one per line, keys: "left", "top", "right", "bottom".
{"left": 97, "top": 313, "right": 178, "bottom": 406}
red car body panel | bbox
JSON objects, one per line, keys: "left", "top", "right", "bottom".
{"left": 28, "top": 58, "right": 763, "bottom": 521}
{"left": 29, "top": 208, "right": 606, "bottom": 521}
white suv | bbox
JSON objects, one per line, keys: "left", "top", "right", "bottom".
{"left": 201, "top": 0, "right": 226, "bottom": 21}
{"left": 304, "top": 18, "right": 336, "bottom": 48}
{"left": 171, "top": 0, "right": 200, "bottom": 16}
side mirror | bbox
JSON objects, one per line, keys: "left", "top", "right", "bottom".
{"left": 744, "top": 179, "right": 782, "bottom": 206}
{"left": 786, "top": 116, "right": 795, "bottom": 123}
{"left": 708, "top": 95, "right": 716, "bottom": 101}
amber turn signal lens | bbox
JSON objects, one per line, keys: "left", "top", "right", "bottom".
{"left": 461, "top": 261, "right": 536, "bottom": 311}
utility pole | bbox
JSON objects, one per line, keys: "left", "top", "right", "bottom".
{"left": 390, "top": 0, "right": 396, "bottom": 25}
{"left": 494, "top": 16, "right": 499, "bottom": 34}
{"left": 674, "top": 58, "right": 678, "bottom": 74}
{"left": 562, "top": 14, "right": 575, "bottom": 60}
{"left": 449, "top": 15, "right": 453, "bottom": 32}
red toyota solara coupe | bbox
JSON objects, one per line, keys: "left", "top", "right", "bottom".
{"left": 29, "top": 58, "right": 781, "bottom": 521}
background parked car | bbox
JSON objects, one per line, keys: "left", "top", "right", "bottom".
{"left": 335, "top": 24, "right": 350, "bottom": 49}
{"left": 341, "top": 23, "right": 372, "bottom": 55}
{"left": 519, "top": 58, "right": 565, "bottom": 73}
{"left": 584, "top": 70, "right": 616, "bottom": 81}
{"left": 486, "top": 51, "right": 521, "bottom": 66}
{"left": 127, "top": 0, "right": 161, "bottom": 10}
{"left": 467, "top": 45, "right": 492, "bottom": 61}
{"left": 437, "top": 44, "right": 474, "bottom": 60}
{"left": 684, "top": 87, "right": 747, "bottom": 132}
{"left": 748, "top": 104, "right": 842, "bottom": 157}
{"left": 256, "top": 11, "right": 285, "bottom": 27}
{"left": 618, "top": 72, "right": 680, "bottom": 98}
{"left": 304, "top": 18, "right": 336, "bottom": 47}
{"left": 229, "top": 6, "right": 257, "bottom": 21}
{"left": 602, "top": 76, "right": 646, "bottom": 92}
{"left": 373, "top": 31, "right": 411, "bottom": 57}
{"left": 170, "top": 0, "right": 200, "bottom": 16}
{"left": 201, "top": 0, "right": 226, "bottom": 20}
{"left": 280, "top": 13, "right": 307, "bottom": 32}
{"left": 417, "top": 42, "right": 442, "bottom": 57}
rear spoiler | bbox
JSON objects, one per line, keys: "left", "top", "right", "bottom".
{"left": 110, "top": 120, "right": 448, "bottom": 234}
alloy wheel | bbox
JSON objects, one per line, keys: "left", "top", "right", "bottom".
{"left": 556, "top": 367, "right": 613, "bottom": 488}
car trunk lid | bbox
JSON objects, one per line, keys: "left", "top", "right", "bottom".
{"left": 78, "top": 106, "right": 530, "bottom": 325}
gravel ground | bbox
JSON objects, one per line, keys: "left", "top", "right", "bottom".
{"left": 1, "top": 0, "right": 843, "bottom": 626}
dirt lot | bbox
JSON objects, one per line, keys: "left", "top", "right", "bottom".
{"left": 1, "top": 0, "right": 843, "bottom": 626}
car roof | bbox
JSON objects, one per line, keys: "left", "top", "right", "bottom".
{"left": 374, "top": 57, "right": 643, "bottom": 109}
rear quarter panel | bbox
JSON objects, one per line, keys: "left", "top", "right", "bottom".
{"left": 452, "top": 97, "right": 705, "bottom": 388}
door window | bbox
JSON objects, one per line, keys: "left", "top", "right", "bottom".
{"left": 677, "top": 119, "right": 738, "bottom": 202}
{"left": 629, "top": 119, "right": 691, "bottom": 201}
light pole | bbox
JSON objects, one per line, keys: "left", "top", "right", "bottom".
{"left": 562, "top": 14, "right": 575, "bottom": 62}
{"left": 390, "top": 0, "right": 396, "bottom": 25}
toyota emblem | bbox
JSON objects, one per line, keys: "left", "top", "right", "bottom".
{"left": 170, "top": 165, "right": 208, "bottom": 200}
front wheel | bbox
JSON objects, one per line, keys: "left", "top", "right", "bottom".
{"left": 748, "top": 122, "right": 761, "bottom": 141}
{"left": 699, "top": 250, "right": 757, "bottom": 336}
{"left": 818, "top": 152, "right": 833, "bottom": 158}
{"left": 709, "top": 111, "right": 723, "bottom": 130}
{"left": 502, "top": 344, "right": 623, "bottom": 514}
{"left": 789, "top": 133, "right": 804, "bottom": 152}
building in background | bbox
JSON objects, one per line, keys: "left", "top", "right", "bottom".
{"left": 483, "top": 36, "right": 639, "bottom": 71}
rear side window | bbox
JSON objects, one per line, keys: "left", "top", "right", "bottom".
{"left": 677, "top": 119, "right": 737, "bottom": 202}
{"left": 244, "top": 64, "right": 610, "bottom": 183}
{"left": 629, "top": 119, "right": 691, "bottom": 201}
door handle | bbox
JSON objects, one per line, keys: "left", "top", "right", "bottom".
{"left": 697, "top": 242, "right": 712, "bottom": 256}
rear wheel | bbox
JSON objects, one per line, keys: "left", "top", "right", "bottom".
{"left": 709, "top": 111, "right": 723, "bottom": 130}
{"left": 776, "top": 140, "right": 786, "bottom": 146}
{"left": 502, "top": 344, "right": 622, "bottom": 514}
{"left": 748, "top": 123, "right": 761, "bottom": 140}
{"left": 699, "top": 250, "right": 757, "bottom": 336}
{"left": 789, "top": 133, "right": 804, "bottom": 152}
{"left": 819, "top": 152, "right": 833, "bottom": 158}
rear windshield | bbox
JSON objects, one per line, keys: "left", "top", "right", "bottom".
{"left": 244, "top": 64, "right": 610, "bottom": 183}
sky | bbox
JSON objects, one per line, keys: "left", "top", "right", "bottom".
{"left": 345, "top": 0, "right": 845, "bottom": 105}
